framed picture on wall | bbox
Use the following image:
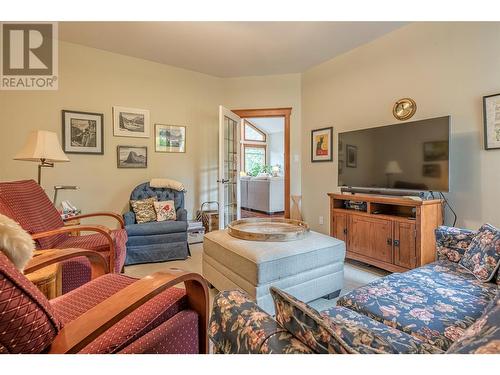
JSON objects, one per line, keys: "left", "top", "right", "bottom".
{"left": 311, "top": 127, "right": 333, "bottom": 162}
{"left": 62, "top": 110, "right": 104, "bottom": 154}
{"left": 346, "top": 144, "right": 357, "bottom": 168}
{"left": 117, "top": 146, "right": 147, "bottom": 168}
{"left": 113, "top": 106, "right": 150, "bottom": 138}
{"left": 483, "top": 93, "right": 500, "bottom": 150}
{"left": 155, "top": 124, "right": 186, "bottom": 153}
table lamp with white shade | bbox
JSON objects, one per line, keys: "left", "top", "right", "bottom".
{"left": 384, "top": 160, "right": 403, "bottom": 188}
{"left": 14, "top": 130, "right": 69, "bottom": 185}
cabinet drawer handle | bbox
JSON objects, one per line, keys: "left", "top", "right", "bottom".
{"left": 394, "top": 240, "right": 400, "bottom": 247}
{"left": 387, "top": 238, "right": 392, "bottom": 245}
{"left": 343, "top": 228, "right": 348, "bottom": 235}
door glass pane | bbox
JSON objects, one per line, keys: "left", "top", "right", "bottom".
{"left": 224, "top": 115, "right": 238, "bottom": 225}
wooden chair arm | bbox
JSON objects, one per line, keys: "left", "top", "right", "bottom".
{"left": 25, "top": 248, "right": 108, "bottom": 280}
{"left": 31, "top": 225, "right": 112, "bottom": 239}
{"left": 32, "top": 225, "right": 115, "bottom": 273}
{"left": 48, "top": 269, "right": 209, "bottom": 354}
{"left": 66, "top": 212, "right": 125, "bottom": 229}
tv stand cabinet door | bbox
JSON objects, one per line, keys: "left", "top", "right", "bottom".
{"left": 332, "top": 212, "right": 347, "bottom": 243}
{"left": 348, "top": 215, "right": 392, "bottom": 263}
{"left": 394, "top": 222, "right": 417, "bottom": 269}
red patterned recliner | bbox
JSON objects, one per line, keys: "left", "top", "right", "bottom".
{"left": 0, "top": 180, "right": 127, "bottom": 293}
{"left": 0, "top": 249, "right": 208, "bottom": 354}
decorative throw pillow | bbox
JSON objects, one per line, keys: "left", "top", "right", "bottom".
{"left": 154, "top": 200, "right": 176, "bottom": 222}
{"left": 459, "top": 223, "right": 500, "bottom": 282}
{"left": 446, "top": 293, "right": 500, "bottom": 354}
{"left": 270, "top": 287, "right": 396, "bottom": 354}
{"left": 130, "top": 197, "right": 158, "bottom": 224}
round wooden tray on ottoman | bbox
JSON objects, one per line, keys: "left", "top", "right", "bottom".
{"left": 227, "top": 218, "right": 310, "bottom": 241}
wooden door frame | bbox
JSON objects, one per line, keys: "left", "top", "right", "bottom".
{"left": 232, "top": 107, "right": 292, "bottom": 218}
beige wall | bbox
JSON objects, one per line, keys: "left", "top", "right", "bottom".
{"left": 221, "top": 74, "right": 302, "bottom": 196}
{"left": 0, "top": 41, "right": 222, "bottom": 222}
{"left": 0, "top": 41, "right": 302, "bottom": 223}
{"left": 302, "top": 22, "right": 500, "bottom": 233}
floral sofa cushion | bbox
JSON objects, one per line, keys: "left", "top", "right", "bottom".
{"left": 435, "top": 226, "right": 476, "bottom": 262}
{"left": 459, "top": 223, "right": 500, "bottom": 282}
{"left": 321, "top": 306, "right": 443, "bottom": 354}
{"left": 337, "top": 260, "right": 497, "bottom": 351}
{"left": 270, "top": 287, "right": 441, "bottom": 354}
{"left": 209, "top": 290, "right": 313, "bottom": 354}
{"left": 447, "top": 293, "right": 500, "bottom": 354}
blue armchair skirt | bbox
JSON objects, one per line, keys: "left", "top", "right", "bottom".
{"left": 124, "top": 217, "right": 190, "bottom": 265}
{"left": 123, "top": 182, "right": 190, "bottom": 266}
{"left": 125, "top": 230, "right": 189, "bottom": 265}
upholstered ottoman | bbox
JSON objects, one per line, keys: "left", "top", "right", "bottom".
{"left": 203, "top": 229, "right": 345, "bottom": 313}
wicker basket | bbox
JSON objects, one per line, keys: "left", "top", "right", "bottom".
{"left": 196, "top": 201, "right": 219, "bottom": 233}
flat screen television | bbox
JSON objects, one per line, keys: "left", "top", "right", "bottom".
{"left": 338, "top": 116, "right": 450, "bottom": 192}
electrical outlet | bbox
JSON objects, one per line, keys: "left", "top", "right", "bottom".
{"left": 319, "top": 216, "right": 324, "bottom": 225}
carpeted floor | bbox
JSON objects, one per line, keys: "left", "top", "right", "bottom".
{"left": 124, "top": 242, "right": 389, "bottom": 312}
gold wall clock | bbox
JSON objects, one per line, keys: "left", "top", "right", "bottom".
{"left": 393, "top": 98, "right": 417, "bottom": 121}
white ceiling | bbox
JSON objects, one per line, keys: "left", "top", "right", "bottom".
{"left": 59, "top": 22, "right": 407, "bottom": 77}
{"left": 248, "top": 117, "right": 284, "bottom": 134}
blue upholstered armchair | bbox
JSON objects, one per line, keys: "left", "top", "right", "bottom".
{"left": 123, "top": 182, "right": 189, "bottom": 265}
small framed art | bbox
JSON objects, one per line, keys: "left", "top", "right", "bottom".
{"left": 311, "top": 127, "right": 333, "bottom": 162}
{"left": 62, "top": 110, "right": 104, "bottom": 154}
{"left": 155, "top": 124, "right": 186, "bottom": 153}
{"left": 117, "top": 146, "right": 147, "bottom": 168}
{"left": 113, "top": 106, "right": 150, "bottom": 138}
{"left": 483, "top": 93, "right": 500, "bottom": 150}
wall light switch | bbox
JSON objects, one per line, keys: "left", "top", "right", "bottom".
{"left": 319, "top": 216, "right": 324, "bottom": 225}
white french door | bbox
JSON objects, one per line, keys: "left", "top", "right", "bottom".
{"left": 218, "top": 106, "right": 242, "bottom": 229}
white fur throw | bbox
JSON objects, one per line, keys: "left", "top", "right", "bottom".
{"left": 0, "top": 214, "right": 35, "bottom": 272}
{"left": 150, "top": 178, "right": 186, "bottom": 192}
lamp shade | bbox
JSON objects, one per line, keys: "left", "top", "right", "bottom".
{"left": 384, "top": 160, "right": 403, "bottom": 174}
{"left": 14, "top": 130, "right": 69, "bottom": 162}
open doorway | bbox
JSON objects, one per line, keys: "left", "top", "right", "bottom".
{"left": 232, "top": 108, "right": 291, "bottom": 219}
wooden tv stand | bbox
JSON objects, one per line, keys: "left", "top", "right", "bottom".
{"left": 328, "top": 193, "right": 443, "bottom": 273}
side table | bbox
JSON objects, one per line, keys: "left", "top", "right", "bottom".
{"left": 64, "top": 218, "right": 81, "bottom": 236}
{"left": 26, "top": 251, "right": 62, "bottom": 300}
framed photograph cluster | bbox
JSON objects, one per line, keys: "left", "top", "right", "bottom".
{"left": 62, "top": 105, "right": 188, "bottom": 169}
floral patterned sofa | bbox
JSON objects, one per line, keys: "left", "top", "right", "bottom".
{"left": 209, "top": 226, "right": 499, "bottom": 354}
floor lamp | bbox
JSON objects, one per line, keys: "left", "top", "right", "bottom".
{"left": 14, "top": 130, "right": 69, "bottom": 185}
